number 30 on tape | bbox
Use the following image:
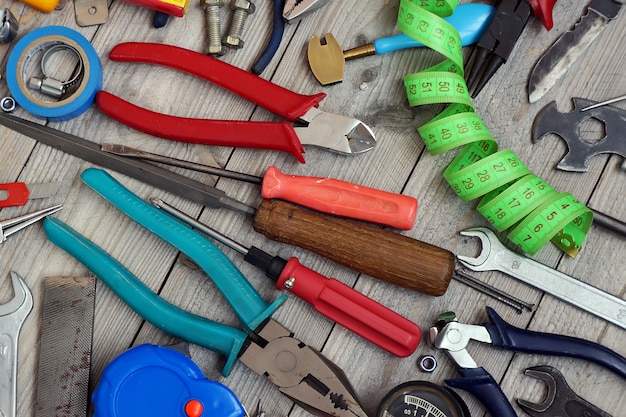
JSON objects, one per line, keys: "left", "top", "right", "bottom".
{"left": 6, "top": 26, "right": 102, "bottom": 121}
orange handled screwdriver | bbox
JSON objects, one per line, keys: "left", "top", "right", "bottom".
{"left": 101, "top": 144, "right": 418, "bottom": 230}
{"left": 151, "top": 197, "right": 421, "bottom": 357}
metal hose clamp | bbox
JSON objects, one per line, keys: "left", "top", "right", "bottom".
{"left": 28, "top": 43, "right": 85, "bottom": 98}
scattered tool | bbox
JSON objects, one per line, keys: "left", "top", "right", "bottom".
{"left": 0, "top": 182, "right": 60, "bottom": 208}
{"left": 96, "top": 42, "right": 376, "bottom": 163}
{"left": 0, "top": 204, "right": 63, "bottom": 243}
{"left": 0, "top": 113, "right": 456, "bottom": 297}
{"left": 457, "top": 227, "right": 626, "bottom": 330}
{"left": 102, "top": 143, "right": 418, "bottom": 230}
{"left": 581, "top": 94, "right": 626, "bottom": 111}
{"left": 465, "top": 0, "right": 557, "bottom": 97}
{"left": 35, "top": 276, "right": 96, "bottom": 417}
{"left": 308, "top": 3, "right": 495, "bottom": 85}
{"left": 590, "top": 208, "right": 626, "bottom": 238}
{"left": 93, "top": 343, "right": 248, "bottom": 417}
{"left": 44, "top": 169, "right": 369, "bottom": 417}
{"left": 0, "top": 271, "right": 33, "bottom": 417}
{"left": 0, "top": 9, "right": 18, "bottom": 44}
{"left": 375, "top": 381, "right": 471, "bottom": 417}
{"left": 532, "top": 97, "right": 626, "bottom": 172}
{"left": 517, "top": 365, "right": 612, "bottom": 417}
{"left": 251, "top": 0, "right": 285, "bottom": 74}
{"left": 283, "top": 0, "right": 327, "bottom": 22}
{"left": 429, "top": 307, "right": 626, "bottom": 417}
{"left": 151, "top": 197, "right": 421, "bottom": 358}
{"left": 528, "top": 0, "right": 626, "bottom": 103}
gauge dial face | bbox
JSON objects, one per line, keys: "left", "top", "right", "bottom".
{"left": 376, "top": 381, "right": 469, "bottom": 417}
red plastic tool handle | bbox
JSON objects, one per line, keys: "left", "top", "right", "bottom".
{"left": 261, "top": 166, "right": 418, "bottom": 229}
{"left": 527, "top": 0, "right": 557, "bottom": 30}
{"left": 276, "top": 257, "right": 421, "bottom": 357}
{"left": 0, "top": 182, "right": 30, "bottom": 208}
{"left": 96, "top": 91, "right": 307, "bottom": 163}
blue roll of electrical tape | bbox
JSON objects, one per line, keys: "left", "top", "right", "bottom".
{"left": 92, "top": 344, "right": 247, "bottom": 417}
{"left": 6, "top": 26, "right": 102, "bottom": 121}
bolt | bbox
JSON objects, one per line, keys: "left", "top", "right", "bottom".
{"left": 201, "top": 0, "right": 226, "bottom": 56}
{"left": 222, "top": 0, "right": 255, "bottom": 49}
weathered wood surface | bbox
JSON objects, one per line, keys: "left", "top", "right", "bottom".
{"left": 0, "top": 1, "right": 624, "bottom": 416}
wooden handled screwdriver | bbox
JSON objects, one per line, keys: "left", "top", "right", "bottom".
{"left": 0, "top": 114, "right": 455, "bottom": 296}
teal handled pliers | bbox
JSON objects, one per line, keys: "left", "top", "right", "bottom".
{"left": 43, "top": 167, "right": 369, "bottom": 417}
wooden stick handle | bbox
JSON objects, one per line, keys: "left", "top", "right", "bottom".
{"left": 253, "top": 200, "right": 455, "bottom": 296}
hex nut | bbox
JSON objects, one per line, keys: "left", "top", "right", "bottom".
{"left": 232, "top": 0, "right": 255, "bottom": 12}
{"left": 222, "top": 35, "right": 244, "bottom": 49}
{"left": 200, "top": 0, "right": 223, "bottom": 7}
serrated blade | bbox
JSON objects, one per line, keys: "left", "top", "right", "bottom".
{"left": 34, "top": 276, "right": 96, "bottom": 417}
{"left": 528, "top": 0, "right": 624, "bottom": 103}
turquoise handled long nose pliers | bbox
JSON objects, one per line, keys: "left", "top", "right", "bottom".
{"left": 43, "top": 168, "right": 368, "bottom": 417}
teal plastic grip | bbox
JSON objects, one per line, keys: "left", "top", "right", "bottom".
{"left": 79, "top": 168, "right": 286, "bottom": 332}
{"left": 373, "top": 3, "right": 495, "bottom": 54}
{"left": 43, "top": 217, "right": 245, "bottom": 376}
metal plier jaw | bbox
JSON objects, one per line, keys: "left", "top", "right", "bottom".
{"left": 283, "top": 0, "right": 329, "bottom": 23}
{"left": 428, "top": 319, "right": 492, "bottom": 369}
{"left": 240, "top": 319, "right": 367, "bottom": 417}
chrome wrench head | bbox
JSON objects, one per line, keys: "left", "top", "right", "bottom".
{"left": 457, "top": 227, "right": 508, "bottom": 271}
{"left": 517, "top": 365, "right": 612, "bottom": 417}
{"left": 0, "top": 271, "right": 34, "bottom": 417}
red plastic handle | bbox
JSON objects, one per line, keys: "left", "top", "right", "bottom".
{"left": 107, "top": 42, "right": 327, "bottom": 122}
{"left": 527, "top": 0, "right": 557, "bottom": 30}
{"left": 261, "top": 166, "right": 418, "bottom": 229}
{"left": 0, "top": 182, "right": 30, "bottom": 208}
{"left": 276, "top": 257, "right": 421, "bottom": 357}
{"left": 95, "top": 91, "right": 306, "bottom": 163}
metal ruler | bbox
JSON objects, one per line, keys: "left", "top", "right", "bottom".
{"left": 35, "top": 276, "right": 96, "bottom": 417}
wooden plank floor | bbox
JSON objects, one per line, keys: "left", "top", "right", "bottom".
{"left": 1, "top": 1, "right": 624, "bottom": 416}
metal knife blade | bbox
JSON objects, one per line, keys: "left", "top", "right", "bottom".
{"left": 528, "top": 0, "right": 624, "bottom": 103}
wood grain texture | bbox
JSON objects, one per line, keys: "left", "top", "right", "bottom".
{"left": 0, "top": 1, "right": 623, "bottom": 417}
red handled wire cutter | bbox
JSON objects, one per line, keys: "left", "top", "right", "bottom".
{"left": 96, "top": 42, "right": 376, "bottom": 163}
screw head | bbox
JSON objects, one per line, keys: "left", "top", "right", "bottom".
{"left": 232, "top": 0, "right": 255, "bottom": 13}
{"left": 201, "top": 0, "right": 223, "bottom": 7}
{"left": 222, "top": 35, "right": 244, "bottom": 49}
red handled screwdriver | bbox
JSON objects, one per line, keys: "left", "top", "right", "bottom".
{"left": 151, "top": 197, "right": 421, "bottom": 358}
{"left": 102, "top": 144, "right": 418, "bottom": 230}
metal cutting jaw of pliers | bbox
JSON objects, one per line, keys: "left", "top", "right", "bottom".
{"left": 465, "top": 0, "right": 558, "bottom": 97}
{"left": 283, "top": 0, "right": 328, "bottom": 22}
{"left": 0, "top": 204, "right": 62, "bottom": 243}
{"left": 96, "top": 42, "right": 375, "bottom": 164}
{"left": 43, "top": 167, "right": 369, "bottom": 417}
{"left": 428, "top": 307, "right": 626, "bottom": 417}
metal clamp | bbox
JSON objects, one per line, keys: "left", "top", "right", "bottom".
{"left": 28, "top": 44, "right": 85, "bottom": 98}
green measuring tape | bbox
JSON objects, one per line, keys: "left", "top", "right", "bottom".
{"left": 397, "top": 0, "right": 592, "bottom": 256}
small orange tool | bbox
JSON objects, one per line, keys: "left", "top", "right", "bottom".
{"left": 0, "top": 182, "right": 60, "bottom": 208}
{"left": 18, "top": 0, "right": 59, "bottom": 12}
{"left": 101, "top": 143, "right": 418, "bottom": 230}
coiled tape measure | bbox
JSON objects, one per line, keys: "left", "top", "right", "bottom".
{"left": 6, "top": 26, "right": 102, "bottom": 121}
{"left": 396, "top": 0, "right": 593, "bottom": 257}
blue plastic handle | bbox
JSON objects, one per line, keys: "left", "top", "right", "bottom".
{"left": 80, "top": 167, "right": 286, "bottom": 334}
{"left": 373, "top": 3, "right": 495, "bottom": 54}
{"left": 44, "top": 217, "right": 245, "bottom": 376}
{"left": 445, "top": 367, "right": 518, "bottom": 417}
{"left": 93, "top": 344, "right": 246, "bottom": 417}
{"left": 483, "top": 307, "right": 626, "bottom": 379}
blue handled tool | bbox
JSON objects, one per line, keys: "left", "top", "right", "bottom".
{"left": 429, "top": 307, "right": 626, "bottom": 417}
{"left": 43, "top": 167, "right": 369, "bottom": 417}
{"left": 307, "top": 3, "right": 496, "bottom": 85}
{"left": 93, "top": 344, "right": 246, "bottom": 417}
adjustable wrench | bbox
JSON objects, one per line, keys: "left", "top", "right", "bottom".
{"left": 457, "top": 227, "right": 626, "bottom": 329}
{"left": 0, "top": 271, "right": 34, "bottom": 417}
{"left": 517, "top": 365, "right": 612, "bottom": 417}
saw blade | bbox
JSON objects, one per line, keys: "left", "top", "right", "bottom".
{"left": 528, "top": 0, "right": 623, "bottom": 103}
{"left": 34, "top": 276, "right": 96, "bottom": 417}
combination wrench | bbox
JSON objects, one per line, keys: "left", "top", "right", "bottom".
{"left": 457, "top": 227, "right": 626, "bottom": 330}
{"left": 0, "top": 271, "right": 33, "bottom": 417}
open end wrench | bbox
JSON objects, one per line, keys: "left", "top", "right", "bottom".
{"left": 0, "top": 271, "right": 33, "bottom": 417}
{"left": 457, "top": 227, "right": 626, "bottom": 330}
{"left": 517, "top": 365, "right": 612, "bottom": 417}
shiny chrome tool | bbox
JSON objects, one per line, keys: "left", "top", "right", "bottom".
{"left": 429, "top": 308, "right": 626, "bottom": 417}
{"left": 517, "top": 365, "right": 612, "bottom": 417}
{"left": 528, "top": 0, "right": 626, "bottom": 103}
{"left": 0, "top": 204, "right": 63, "bottom": 243}
{"left": 0, "top": 272, "right": 34, "bottom": 417}
{"left": 283, "top": 0, "right": 328, "bottom": 22}
{"left": 457, "top": 227, "right": 626, "bottom": 330}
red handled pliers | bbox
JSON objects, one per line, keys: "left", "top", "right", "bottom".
{"left": 96, "top": 43, "right": 376, "bottom": 163}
